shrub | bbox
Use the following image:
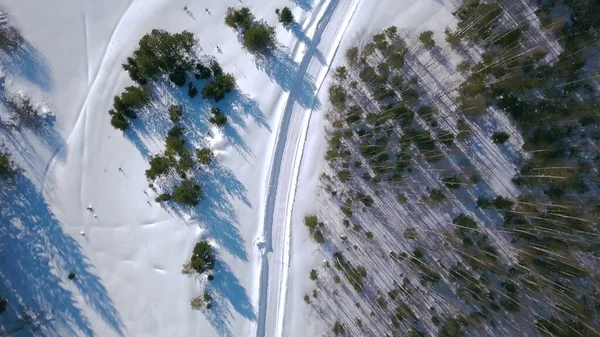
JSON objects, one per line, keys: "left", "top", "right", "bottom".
{"left": 333, "top": 321, "right": 346, "bottom": 336}
{"left": 278, "top": 7, "right": 294, "bottom": 25}
{"left": 155, "top": 193, "right": 171, "bottom": 202}
{"left": 345, "top": 47, "right": 359, "bottom": 67}
{"left": 303, "top": 295, "right": 310, "bottom": 303}
{"left": 428, "top": 188, "right": 445, "bottom": 202}
{"left": 169, "top": 67, "right": 186, "bottom": 86}
{"left": 309, "top": 269, "right": 318, "bottom": 280}
{"left": 0, "top": 298, "right": 7, "bottom": 314}
{"left": 169, "top": 105, "right": 183, "bottom": 123}
{"left": 209, "top": 107, "right": 228, "bottom": 126}
{"left": 165, "top": 126, "right": 186, "bottom": 155}
{"left": 190, "top": 240, "right": 215, "bottom": 273}
{"left": 190, "top": 296, "right": 203, "bottom": 310}
{"left": 145, "top": 155, "right": 175, "bottom": 180}
{"left": 202, "top": 73, "right": 236, "bottom": 101}
{"left": 329, "top": 85, "right": 346, "bottom": 109}
{"left": 492, "top": 131, "right": 510, "bottom": 144}
{"left": 172, "top": 179, "right": 202, "bottom": 206}
{"left": 196, "top": 147, "right": 215, "bottom": 165}
{"left": 243, "top": 22, "right": 276, "bottom": 54}
{"left": 110, "top": 111, "right": 129, "bottom": 130}
{"left": 476, "top": 197, "right": 493, "bottom": 208}
{"left": 122, "top": 29, "right": 194, "bottom": 82}
{"left": 0, "top": 152, "right": 15, "bottom": 178}
{"left": 188, "top": 83, "right": 198, "bottom": 98}
{"left": 225, "top": 7, "right": 253, "bottom": 31}
{"left": 113, "top": 86, "right": 150, "bottom": 118}
{"left": 195, "top": 63, "right": 212, "bottom": 79}
{"left": 419, "top": 30, "right": 435, "bottom": 49}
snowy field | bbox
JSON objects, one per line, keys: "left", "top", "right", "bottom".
{"left": 0, "top": 0, "right": 461, "bottom": 336}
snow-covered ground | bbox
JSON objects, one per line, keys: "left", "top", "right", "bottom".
{"left": 0, "top": 0, "right": 460, "bottom": 336}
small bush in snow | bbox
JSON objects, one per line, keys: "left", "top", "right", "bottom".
{"left": 190, "top": 240, "right": 215, "bottom": 274}
{"left": 172, "top": 179, "right": 202, "bottom": 206}
{"left": 418, "top": 30, "right": 435, "bottom": 49}
{"left": 492, "top": 131, "right": 510, "bottom": 144}
{"left": 168, "top": 105, "right": 183, "bottom": 123}
{"left": 309, "top": 269, "right": 318, "bottom": 281}
{"left": 155, "top": 193, "right": 171, "bottom": 202}
{"left": 278, "top": 7, "right": 294, "bottom": 25}
{"left": 190, "top": 296, "right": 203, "bottom": 310}
{"left": 196, "top": 147, "right": 215, "bottom": 166}
{"left": 0, "top": 152, "right": 15, "bottom": 178}
{"left": 188, "top": 83, "right": 198, "bottom": 98}
{"left": 243, "top": 22, "right": 276, "bottom": 54}
{"left": 209, "top": 108, "right": 227, "bottom": 127}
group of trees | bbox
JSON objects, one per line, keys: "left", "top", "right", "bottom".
{"left": 109, "top": 86, "right": 150, "bottom": 130}
{"left": 225, "top": 7, "right": 276, "bottom": 54}
{"left": 310, "top": 0, "right": 600, "bottom": 333}
{"left": 182, "top": 240, "right": 216, "bottom": 310}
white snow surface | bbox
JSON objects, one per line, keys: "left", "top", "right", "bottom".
{"left": 0, "top": 0, "right": 457, "bottom": 336}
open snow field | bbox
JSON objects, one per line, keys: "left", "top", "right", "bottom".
{"left": 0, "top": 0, "right": 461, "bottom": 336}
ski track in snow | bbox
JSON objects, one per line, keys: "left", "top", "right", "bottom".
{"left": 40, "top": 0, "right": 137, "bottom": 196}
{"left": 255, "top": 0, "right": 361, "bottom": 336}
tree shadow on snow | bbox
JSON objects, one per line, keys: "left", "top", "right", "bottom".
{"left": 204, "top": 259, "right": 256, "bottom": 337}
{"left": 0, "top": 42, "right": 53, "bottom": 92}
{"left": 0, "top": 174, "right": 124, "bottom": 337}
{"left": 291, "top": 0, "right": 314, "bottom": 11}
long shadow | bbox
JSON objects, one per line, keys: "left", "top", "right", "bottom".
{"left": 254, "top": 48, "right": 319, "bottom": 110}
{"left": 0, "top": 174, "right": 124, "bottom": 337}
{"left": 203, "top": 258, "right": 256, "bottom": 337}
{"left": 0, "top": 42, "right": 53, "bottom": 92}
{"left": 291, "top": 0, "right": 314, "bottom": 11}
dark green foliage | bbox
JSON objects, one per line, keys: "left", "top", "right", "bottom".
{"left": 329, "top": 85, "right": 346, "bottom": 109}
{"left": 202, "top": 73, "right": 236, "bottom": 101}
{"left": 68, "top": 273, "right": 76, "bottom": 280}
{"left": 172, "top": 179, "right": 202, "bottom": 206}
{"left": 493, "top": 196, "right": 514, "bottom": 210}
{"left": 169, "top": 105, "right": 183, "bottom": 123}
{"left": 453, "top": 214, "right": 478, "bottom": 233}
{"left": 145, "top": 155, "right": 175, "bottom": 180}
{"left": 427, "top": 188, "right": 445, "bottom": 202}
{"left": 453, "top": 0, "right": 503, "bottom": 42}
{"left": 196, "top": 147, "right": 215, "bottom": 166}
{"left": 476, "top": 197, "right": 493, "bottom": 208}
{"left": 209, "top": 107, "right": 228, "bottom": 126}
{"left": 309, "top": 269, "right": 318, "bottom": 280}
{"left": 195, "top": 63, "right": 212, "bottom": 79}
{"left": 190, "top": 240, "right": 215, "bottom": 273}
{"left": 166, "top": 126, "right": 186, "bottom": 156}
{"left": 334, "top": 252, "right": 367, "bottom": 292}
{"left": 304, "top": 215, "right": 325, "bottom": 243}
{"left": 169, "top": 67, "right": 186, "bottom": 86}
{"left": 417, "top": 106, "right": 437, "bottom": 121}
{"left": 225, "top": 7, "right": 253, "bottom": 31}
{"left": 113, "top": 86, "right": 150, "bottom": 118}
{"left": 456, "top": 119, "right": 470, "bottom": 140}
{"left": 0, "top": 152, "right": 16, "bottom": 178}
{"left": 0, "top": 21, "right": 24, "bottom": 52}
{"left": 419, "top": 30, "right": 435, "bottom": 49}
{"left": 345, "top": 47, "right": 359, "bottom": 67}
{"left": 207, "top": 274, "right": 214, "bottom": 281}
{"left": 333, "top": 321, "right": 345, "bottom": 335}
{"left": 243, "top": 21, "right": 276, "bottom": 53}
{"left": 110, "top": 111, "right": 129, "bottom": 130}
{"left": 155, "top": 193, "right": 171, "bottom": 202}
{"left": 210, "top": 61, "right": 224, "bottom": 78}
{"left": 122, "top": 29, "right": 195, "bottom": 82}
{"left": 491, "top": 131, "right": 510, "bottom": 144}
{"left": 278, "top": 7, "right": 294, "bottom": 25}
{"left": 188, "top": 83, "right": 198, "bottom": 98}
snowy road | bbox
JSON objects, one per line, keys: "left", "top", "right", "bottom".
{"left": 255, "top": 0, "right": 361, "bottom": 336}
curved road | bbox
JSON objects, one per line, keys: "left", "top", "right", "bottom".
{"left": 255, "top": 0, "right": 361, "bottom": 336}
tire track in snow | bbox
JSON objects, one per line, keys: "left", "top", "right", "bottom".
{"left": 256, "top": 0, "right": 360, "bottom": 336}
